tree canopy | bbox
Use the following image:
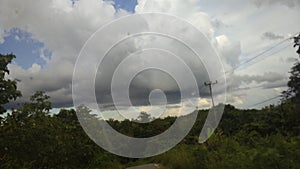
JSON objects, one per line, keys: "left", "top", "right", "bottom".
{"left": 0, "top": 53, "right": 21, "bottom": 114}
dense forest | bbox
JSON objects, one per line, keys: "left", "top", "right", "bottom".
{"left": 0, "top": 53, "right": 299, "bottom": 169}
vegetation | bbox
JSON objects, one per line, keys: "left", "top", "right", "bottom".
{"left": 282, "top": 61, "right": 300, "bottom": 103}
{"left": 0, "top": 53, "right": 21, "bottom": 114}
{"left": 0, "top": 53, "right": 299, "bottom": 168}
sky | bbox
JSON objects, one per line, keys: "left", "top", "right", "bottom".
{"left": 0, "top": 0, "right": 299, "bottom": 119}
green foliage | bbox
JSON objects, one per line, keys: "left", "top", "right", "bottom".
{"left": 155, "top": 145, "right": 199, "bottom": 169}
{"left": 135, "top": 111, "right": 154, "bottom": 123}
{"left": 21, "top": 91, "right": 52, "bottom": 117}
{"left": 0, "top": 53, "right": 22, "bottom": 114}
{"left": 282, "top": 61, "right": 300, "bottom": 103}
{"left": 1, "top": 100, "right": 299, "bottom": 168}
{"left": 0, "top": 94, "right": 122, "bottom": 168}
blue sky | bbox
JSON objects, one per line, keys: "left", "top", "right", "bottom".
{"left": 112, "top": 0, "right": 137, "bottom": 13}
{"left": 0, "top": 28, "right": 49, "bottom": 69}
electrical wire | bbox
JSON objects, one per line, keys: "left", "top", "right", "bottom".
{"left": 213, "top": 32, "right": 299, "bottom": 87}
{"left": 248, "top": 95, "right": 281, "bottom": 108}
{"left": 225, "top": 32, "right": 300, "bottom": 75}
{"left": 199, "top": 32, "right": 299, "bottom": 107}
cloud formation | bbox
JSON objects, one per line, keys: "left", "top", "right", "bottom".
{"left": 1, "top": 0, "right": 298, "bottom": 111}
{"left": 2, "top": 0, "right": 226, "bottom": 110}
{"left": 1, "top": 0, "right": 122, "bottom": 107}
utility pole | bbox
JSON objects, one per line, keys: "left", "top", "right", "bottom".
{"left": 204, "top": 80, "right": 218, "bottom": 132}
{"left": 204, "top": 80, "right": 218, "bottom": 107}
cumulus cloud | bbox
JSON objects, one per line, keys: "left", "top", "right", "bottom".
{"left": 215, "top": 35, "right": 241, "bottom": 68}
{"left": 1, "top": 0, "right": 297, "bottom": 111}
{"left": 135, "top": 0, "right": 215, "bottom": 38}
{"left": 3, "top": 0, "right": 227, "bottom": 110}
{"left": 0, "top": 0, "right": 123, "bottom": 107}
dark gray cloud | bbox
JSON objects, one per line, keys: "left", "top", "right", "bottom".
{"left": 262, "top": 80, "right": 288, "bottom": 89}
{"left": 262, "top": 32, "right": 284, "bottom": 40}
{"left": 226, "top": 72, "right": 287, "bottom": 92}
{"left": 93, "top": 33, "right": 212, "bottom": 108}
{"left": 251, "top": 0, "right": 300, "bottom": 8}
{"left": 285, "top": 57, "right": 298, "bottom": 63}
{"left": 212, "top": 19, "right": 230, "bottom": 30}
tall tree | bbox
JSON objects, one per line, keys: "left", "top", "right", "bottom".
{"left": 282, "top": 36, "right": 300, "bottom": 103}
{"left": 0, "top": 53, "right": 22, "bottom": 114}
{"left": 282, "top": 62, "right": 300, "bottom": 103}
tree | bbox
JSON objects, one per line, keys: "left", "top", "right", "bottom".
{"left": 0, "top": 53, "right": 22, "bottom": 114}
{"left": 282, "top": 35, "right": 300, "bottom": 103}
{"left": 282, "top": 61, "right": 300, "bottom": 103}
{"left": 21, "top": 91, "right": 52, "bottom": 116}
{"left": 136, "top": 111, "right": 153, "bottom": 123}
{"left": 287, "top": 62, "right": 300, "bottom": 103}
{"left": 293, "top": 34, "right": 300, "bottom": 56}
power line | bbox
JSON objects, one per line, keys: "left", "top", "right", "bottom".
{"left": 243, "top": 33, "right": 300, "bottom": 108}
{"left": 236, "top": 43, "right": 291, "bottom": 71}
{"left": 199, "top": 32, "right": 299, "bottom": 99}
{"left": 213, "top": 33, "right": 298, "bottom": 86}
{"left": 235, "top": 40, "right": 289, "bottom": 69}
{"left": 248, "top": 95, "right": 281, "bottom": 108}
{"left": 222, "top": 43, "right": 292, "bottom": 79}
{"left": 199, "top": 36, "right": 294, "bottom": 89}
{"left": 225, "top": 32, "right": 300, "bottom": 75}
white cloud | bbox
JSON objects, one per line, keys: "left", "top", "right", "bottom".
{"left": 28, "top": 63, "right": 41, "bottom": 74}
{"left": 0, "top": 29, "right": 7, "bottom": 44}
{"left": 215, "top": 35, "right": 241, "bottom": 68}
{"left": 227, "top": 95, "right": 244, "bottom": 106}
{"left": 136, "top": 0, "right": 214, "bottom": 38}
{"left": 197, "top": 98, "right": 210, "bottom": 108}
{"left": 0, "top": 0, "right": 126, "bottom": 107}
